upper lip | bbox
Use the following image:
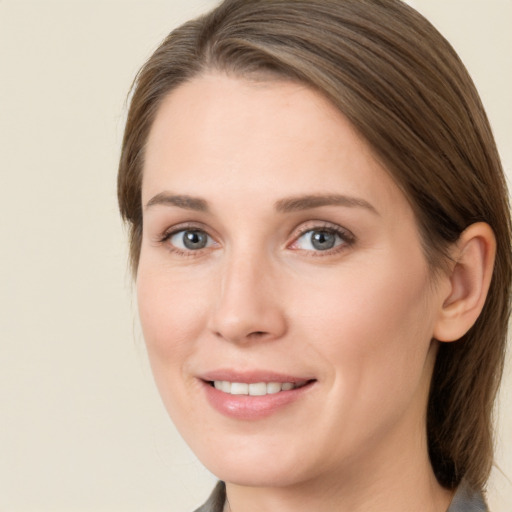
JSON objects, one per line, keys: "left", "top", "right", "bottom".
{"left": 199, "top": 369, "right": 315, "bottom": 384}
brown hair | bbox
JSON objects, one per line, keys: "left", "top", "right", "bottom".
{"left": 118, "top": 0, "right": 511, "bottom": 492}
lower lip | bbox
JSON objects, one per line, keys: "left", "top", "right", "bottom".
{"left": 201, "top": 380, "right": 315, "bottom": 420}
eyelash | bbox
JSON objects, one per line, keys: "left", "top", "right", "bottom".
{"left": 157, "top": 223, "right": 215, "bottom": 258}
{"left": 156, "top": 221, "right": 356, "bottom": 258}
{"left": 291, "top": 223, "right": 356, "bottom": 256}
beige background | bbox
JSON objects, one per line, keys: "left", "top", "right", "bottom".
{"left": 0, "top": 1, "right": 510, "bottom": 510}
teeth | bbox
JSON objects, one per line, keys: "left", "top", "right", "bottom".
{"left": 267, "top": 382, "right": 282, "bottom": 394}
{"left": 248, "top": 382, "right": 267, "bottom": 396}
{"left": 230, "top": 382, "right": 249, "bottom": 395}
{"left": 212, "top": 381, "right": 304, "bottom": 396}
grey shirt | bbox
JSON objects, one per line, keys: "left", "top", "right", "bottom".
{"left": 194, "top": 480, "right": 487, "bottom": 512}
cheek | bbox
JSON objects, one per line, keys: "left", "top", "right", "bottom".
{"left": 136, "top": 265, "right": 209, "bottom": 369}
{"left": 136, "top": 265, "right": 216, "bottom": 430}
{"left": 292, "top": 252, "right": 436, "bottom": 398}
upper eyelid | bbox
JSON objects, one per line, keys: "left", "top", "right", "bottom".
{"left": 160, "top": 222, "right": 215, "bottom": 240}
{"left": 290, "top": 221, "right": 354, "bottom": 239}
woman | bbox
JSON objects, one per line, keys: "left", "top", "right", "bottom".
{"left": 117, "top": 0, "right": 511, "bottom": 510}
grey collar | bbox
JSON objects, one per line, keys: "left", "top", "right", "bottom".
{"left": 447, "top": 480, "right": 487, "bottom": 512}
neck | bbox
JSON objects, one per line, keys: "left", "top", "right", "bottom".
{"left": 223, "top": 418, "right": 454, "bottom": 512}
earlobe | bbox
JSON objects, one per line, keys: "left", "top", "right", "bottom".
{"left": 433, "top": 222, "right": 496, "bottom": 342}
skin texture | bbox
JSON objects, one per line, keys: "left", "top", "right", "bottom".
{"left": 137, "top": 74, "right": 494, "bottom": 511}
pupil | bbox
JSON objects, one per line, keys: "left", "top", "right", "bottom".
{"left": 311, "top": 231, "right": 335, "bottom": 250}
{"left": 183, "top": 230, "right": 207, "bottom": 249}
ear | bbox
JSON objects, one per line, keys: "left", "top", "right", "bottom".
{"left": 433, "top": 222, "right": 496, "bottom": 342}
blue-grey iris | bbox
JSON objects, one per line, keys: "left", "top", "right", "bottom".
{"left": 183, "top": 230, "right": 208, "bottom": 250}
{"left": 311, "top": 231, "right": 336, "bottom": 250}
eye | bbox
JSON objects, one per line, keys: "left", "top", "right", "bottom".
{"left": 291, "top": 226, "right": 353, "bottom": 253}
{"left": 168, "top": 229, "right": 215, "bottom": 251}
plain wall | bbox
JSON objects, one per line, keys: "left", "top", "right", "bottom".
{"left": 0, "top": 1, "right": 510, "bottom": 510}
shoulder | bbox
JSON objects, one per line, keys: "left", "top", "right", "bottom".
{"left": 447, "top": 480, "right": 487, "bottom": 512}
{"left": 193, "top": 481, "right": 226, "bottom": 512}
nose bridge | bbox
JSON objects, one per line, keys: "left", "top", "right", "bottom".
{"left": 209, "top": 243, "right": 286, "bottom": 343}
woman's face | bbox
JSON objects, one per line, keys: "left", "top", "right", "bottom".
{"left": 138, "top": 74, "right": 449, "bottom": 488}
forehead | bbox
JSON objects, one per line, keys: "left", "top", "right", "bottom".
{"left": 142, "top": 73, "right": 408, "bottom": 219}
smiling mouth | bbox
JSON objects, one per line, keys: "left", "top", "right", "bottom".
{"left": 208, "top": 380, "right": 312, "bottom": 396}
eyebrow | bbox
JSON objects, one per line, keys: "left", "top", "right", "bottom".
{"left": 145, "top": 193, "right": 209, "bottom": 212}
{"left": 275, "top": 194, "right": 379, "bottom": 215}
{"left": 144, "top": 192, "right": 379, "bottom": 215}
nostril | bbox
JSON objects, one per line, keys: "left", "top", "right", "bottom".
{"left": 248, "top": 331, "right": 268, "bottom": 338}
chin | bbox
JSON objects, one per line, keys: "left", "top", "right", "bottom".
{"left": 190, "top": 434, "right": 317, "bottom": 488}
{"left": 208, "top": 460, "right": 306, "bottom": 488}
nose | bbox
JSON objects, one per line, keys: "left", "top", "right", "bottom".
{"left": 208, "top": 250, "right": 288, "bottom": 344}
